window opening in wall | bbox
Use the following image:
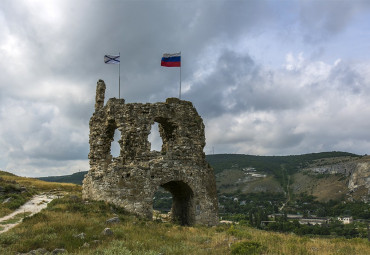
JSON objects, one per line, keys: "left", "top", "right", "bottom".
{"left": 110, "top": 129, "right": 121, "bottom": 158}
{"left": 148, "top": 122, "right": 163, "bottom": 151}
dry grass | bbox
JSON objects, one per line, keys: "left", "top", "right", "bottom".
{"left": 0, "top": 195, "right": 368, "bottom": 255}
{"left": 291, "top": 172, "right": 349, "bottom": 202}
{"left": 0, "top": 171, "right": 368, "bottom": 254}
{"left": 0, "top": 170, "right": 80, "bottom": 218}
{"left": 0, "top": 174, "right": 80, "bottom": 192}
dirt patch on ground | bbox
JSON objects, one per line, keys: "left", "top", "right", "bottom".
{"left": 0, "top": 194, "right": 56, "bottom": 234}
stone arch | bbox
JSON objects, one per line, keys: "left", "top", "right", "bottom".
{"left": 158, "top": 180, "right": 195, "bottom": 225}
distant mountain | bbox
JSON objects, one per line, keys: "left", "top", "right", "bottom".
{"left": 37, "top": 151, "right": 369, "bottom": 202}
{"left": 207, "top": 152, "right": 369, "bottom": 202}
{"left": 37, "top": 171, "right": 87, "bottom": 185}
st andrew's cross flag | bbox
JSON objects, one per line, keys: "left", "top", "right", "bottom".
{"left": 104, "top": 54, "right": 120, "bottom": 64}
{"left": 161, "top": 52, "right": 181, "bottom": 67}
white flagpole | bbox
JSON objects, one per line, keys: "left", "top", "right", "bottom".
{"left": 119, "top": 52, "right": 121, "bottom": 99}
{"left": 179, "top": 51, "right": 181, "bottom": 100}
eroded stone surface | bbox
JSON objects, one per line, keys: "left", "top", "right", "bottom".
{"left": 82, "top": 79, "right": 218, "bottom": 226}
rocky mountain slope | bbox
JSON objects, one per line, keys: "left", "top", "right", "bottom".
{"left": 294, "top": 156, "right": 370, "bottom": 202}
{"left": 208, "top": 152, "right": 369, "bottom": 203}
{"left": 38, "top": 152, "right": 370, "bottom": 203}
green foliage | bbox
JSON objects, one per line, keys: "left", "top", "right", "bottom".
{"left": 206, "top": 152, "right": 359, "bottom": 187}
{"left": 152, "top": 189, "right": 172, "bottom": 212}
{"left": 231, "top": 241, "right": 265, "bottom": 255}
{"left": 0, "top": 177, "right": 35, "bottom": 217}
{"left": 93, "top": 240, "right": 157, "bottom": 255}
{"left": 219, "top": 192, "right": 284, "bottom": 218}
{"left": 1, "top": 193, "right": 32, "bottom": 210}
{"left": 0, "top": 212, "right": 31, "bottom": 225}
{"left": 264, "top": 220, "right": 364, "bottom": 238}
{"left": 0, "top": 232, "right": 20, "bottom": 245}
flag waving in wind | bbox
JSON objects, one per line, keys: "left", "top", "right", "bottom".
{"left": 161, "top": 52, "right": 182, "bottom": 99}
{"left": 161, "top": 52, "right": 181, "bottom": 67}
{"left": 104, "top": 53, "right": 121, "bottom": 98}
{"left": 104, "top": 54, "right": 120, "bottom": 64}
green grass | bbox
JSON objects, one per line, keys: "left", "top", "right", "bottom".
{"left": 0, "top": 169, "right": 369, "bottom": 255}
{"left": 0, "top": 193, "right": 368, "bottom": 255}
{"left": 0, "top": 212, "right": 32, "bottom": 225}
{"left": 0, "top": 170, "right": 80, "bottom": 218}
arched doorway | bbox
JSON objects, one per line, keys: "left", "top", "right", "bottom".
{"left": 155, "top": 181, "right": 195, "bottom": 226}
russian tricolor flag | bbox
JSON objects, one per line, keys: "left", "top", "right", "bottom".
{"left": 161, "top": 52, "right": 181, "bottom": 67}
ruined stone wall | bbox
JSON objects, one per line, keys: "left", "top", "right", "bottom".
{"left": 82, "top": 79, "right": 218, "bottom": 226}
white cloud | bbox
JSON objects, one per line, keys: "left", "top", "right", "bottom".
{"left": 203, "top": 51, "right": 370, "bottom": 156}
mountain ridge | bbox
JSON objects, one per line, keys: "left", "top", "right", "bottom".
{"left": 37, "top": 151, "right": 369, "bottom": 202}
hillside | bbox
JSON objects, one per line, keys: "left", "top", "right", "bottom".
{"left": 207, "top": 152, "right": 370, "bottom": 202}
{"left": 39, "top": 152, "right": 369, "bottom": 203}
{"left": 37, "top": 171, "right": 87, "bottom": 185}
{"left": 0, "top": 170, "right": 369, "bottom": 254}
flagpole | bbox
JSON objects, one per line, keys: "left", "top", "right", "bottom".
{"left": 119, "top": 52, "right": 121, "bottom": 99}
{"left": 179, "top": 51, "right": 181, "bottom": 100}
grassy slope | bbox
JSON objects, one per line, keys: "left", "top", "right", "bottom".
{"left": 1, "top": 194, "right": 370, "bottom": 254}
{"left": 0, "top": 170, "right": 369, "bottom": 254}
{"left": 0, "top": 171, "right": 79, "bottom": 218}
{"left": 291, "top": 172, "right": 349, "bottom": 202}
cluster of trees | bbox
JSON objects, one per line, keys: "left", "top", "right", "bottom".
{"left": 220, "top": 191, "right": 369, "bottom": 220}
{"left": 285, "top": 193, "right": 370, "bottom": 219}
{"left": 153, "top": 190, "right": 172, "bottom": 212}
{"left": 218, "top": 191, "right": 369, "bottom": 238}
{"left": 264, "top": 217, "right": 367, "bottom": 238}
{"left": 219, "top": 192, "right": 284, "bottom": 216}
{"left": 222, "top": 212, "right": 368, "bottom": 238}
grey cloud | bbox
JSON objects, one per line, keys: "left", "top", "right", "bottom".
{"left": 1, "top": 1, "right": 370, "bottom": 176}
{"left": 329, "top": 62, "right": 364, "bottom": 94}
{"left": 187, "top": 49, "right": 306, "bottom": 118}
{"left": 200, "top": 53, "right": 370, "bottom": 156}
{"left": 299, "top": 0, "right": 370, "bottom": 43}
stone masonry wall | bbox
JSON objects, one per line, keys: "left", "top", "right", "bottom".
{"left": 82, "top": 79, "right": 218, "bottom": 226}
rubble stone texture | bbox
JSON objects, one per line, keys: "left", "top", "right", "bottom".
{"left": 82, "top": 79, "right": 218, "bottom": 226}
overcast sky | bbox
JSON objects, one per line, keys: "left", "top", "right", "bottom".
{"left": 1, "top": 0, "right": 370, "bottom": 177}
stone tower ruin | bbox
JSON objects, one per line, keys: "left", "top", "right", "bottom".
{"left": 82, "top": 79, "right": 218, "bottom": 226}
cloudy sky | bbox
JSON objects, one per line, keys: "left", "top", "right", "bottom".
{"left": 1, "top": 0, "right": 370, "bottom": 177}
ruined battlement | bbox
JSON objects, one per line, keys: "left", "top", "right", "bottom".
{"left": 82, "top": 79, "right": 218, "bottom": 226}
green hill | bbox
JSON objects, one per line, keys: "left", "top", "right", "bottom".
{"left": 206, "top": 151, "right": 359, "bottom": 175}
{"left": 37, "top": 171, "right": 87, "bottom": 185}
{"left": 38, "top": 151, "right": 360, "bottom": 185}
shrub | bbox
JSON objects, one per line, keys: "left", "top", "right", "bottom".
{"left": 231, "top": 241, "right": 265, "bottom": 255}
{"left": 227, "top": 225, "right": 252, "bottom": 239}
